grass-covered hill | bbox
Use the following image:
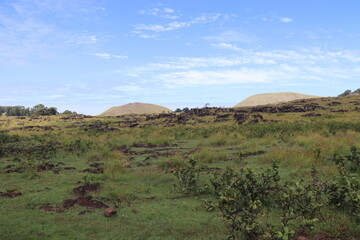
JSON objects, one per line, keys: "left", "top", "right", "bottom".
{"left": 99, "top": 102, "right": 172, "bottom": 116}
{"left": 234, "top": 92, "right": 321, "bottom": 107}
{"left": 0, "top": 95, "right": 359, "bottom": 240}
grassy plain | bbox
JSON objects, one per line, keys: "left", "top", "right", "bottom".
{"left": 0, "top": 96, "right": 359, "bottom": 240}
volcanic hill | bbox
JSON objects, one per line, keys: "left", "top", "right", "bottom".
{"left": 100, "top": 103, "right": 172, "bottom": 116}
{"left": 234, "top": 92, "right": 321, "bottom": 107}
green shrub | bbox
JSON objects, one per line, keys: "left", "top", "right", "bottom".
{"left": 211, "top": 162, "right": 280, "bottom": 240}
{"left": 192, "top": 148, "right": 228, "bottom": 163}
{"left": 64, "top": 139, "right": 92, "bottom": 156}
{"left": 103, "top": 151, "right": 128, "bottom": 178}
{"left": 173, "top": 159, "right": 202, "bottom": 195}
{"left": 159, "top": 153, "right": 188, "bottom": 171}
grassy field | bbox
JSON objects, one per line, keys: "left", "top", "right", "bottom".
{"left": 0, "top": 95, "right": 360, "bottom": 240}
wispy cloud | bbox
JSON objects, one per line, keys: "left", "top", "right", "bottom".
{"left": 204, "top": 30, "right": 258, "bottom": 43}
{"left": 0, "top": 0, "right": 108, "bottom": 65}
{"left": 211, "top": 43, "right": 243, "bottom": 51}
{"left": 134, "top": 13, "right": 222, "bottom": 33}
{"left": 246, "top": 13, "right": 293, "bottom": 24}
{"left": 121, "top": 47, "right": 360, "bottom": 88}
{"left": 9, "top": 0, "right": 105, "bottom": 17}
{"left": 113, "top": 85, "right": 144, "bottom": 95}
{"left": 280, "top": 17, "right": 293, "bottom": 23}
{"left": 158, "top": 69, "right": 271, "bottom": 86}
{"left": 48, "top": 94, "right": 63, "bottom": 99}
{"left": 93, "top": 53, "right": 128, "bottom": 60}
{"left": 138, "top": 5, "right": 179, "bottom": 19}
{"left": 64, "top": 32, "right": 110, "bottom": 45}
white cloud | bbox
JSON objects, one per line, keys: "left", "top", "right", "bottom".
{"left": 203, "top": 30, "right": 257, "bottom": 43}
{"left": 48, "top": 94, "right": 63, "bottom": 99}
{"left": 245, "top": 13, "right": 293, "bottom": 24}
{"left": 93, "top": 53, "right": 128, "bottom": 60}
{"left": 211, "top": 43, "right": 243, "bottom": 51}
{"left": 126, "top": 73, "right": 140, "bottom": 77}
{"left": 114, "top": 85, "right": 143, "bottom": 93}
{"left": 133, "top": 13, "right": 222, "bottom": 34}
{"left": 65, "top": 33, "right": 110, "bottom": 45}
{"left": 164, "top": 8, "right": 174, "bottom": 13}
{"left": 0, "top": 0, "right": 108, "bottom": 64}
{"left": 138, "top": 6, "right": 178, "bottom": 19}
{"left": 280, "top": 17, "right": 293, "bottom": 23}
{"left": 158, "top": 69, "right": 271, "bottom": 86}
{"left": 10, "top": 0, "right": 105, "bottom": 17}
{"left": 122, "top": 47, "right": 360, "bottom": 88}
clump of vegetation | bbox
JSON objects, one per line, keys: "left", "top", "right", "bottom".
{"left": 173, "top": 159, "right": 202, "bottom": 195}
{"left": 103, "top": 151, "right": 128, "bottom": 178}
{"left": 192, "top": 147, "right": 228, "bottom": 163}
{"left": 210, "top": 162, "right": 280, "bottom": 239}
{"left": 159, "top": 152, "right": 188, "bottom": 171}
{"left": 338, "top": 88, "right": 360, "bottom": 97}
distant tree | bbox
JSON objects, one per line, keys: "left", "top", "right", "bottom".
{"left": 30, "top": 104, "right": 58, "bottom": 116}
{"left": 62, "top": 110, "right": 73, "bottom": 114}
{"left": 4, "top": 106, "right": 30, "bottom": 116}
{"left": 47, "top": 107, "right": 58, "bottom": 115}
{"left": 0, "top": 106, "right": 7, "bottom": 115}
{"left": 204, "top": 103, "right": 210, "bottom": 108}
{"left": 182, "top": 107, "right": 190, "bottom": 113}
{"left": 32, "top": 104, "right": 45, "bottom": 110}
{"left": 31, "top": 104, "right": 46, "bottom": 115}
{"left": 338, "top": 90, "right": 352, "bottom": 97}
{"left": 353, "top": 88, "right": 360, "bottom": 94}
{"left": 175, "top": 108, "right": 182, "bottom": 113}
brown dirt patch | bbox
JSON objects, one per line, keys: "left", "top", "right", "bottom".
{"left": 73, "top": 183, "right": 100, "bottom": 197}
{"left": 0, "top": 190, "right": 22, "bottom": 198}
{"left": 62, "top": 196, "right": 108, "bottom": 209}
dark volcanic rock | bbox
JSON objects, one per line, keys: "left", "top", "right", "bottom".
{"left": 302, "top": 113, "right": 322, "bottom": 117}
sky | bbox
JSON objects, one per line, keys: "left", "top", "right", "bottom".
{"left": 1, "top": 0, "right": 360, "bottom": 115}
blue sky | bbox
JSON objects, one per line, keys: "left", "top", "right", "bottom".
{"left": 1, "top": 0, "right": 359, "bottom": 115}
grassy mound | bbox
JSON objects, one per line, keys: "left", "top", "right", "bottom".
{"left": 100, "top": 102, "right": 172, "bottom": 116}
{"left": 234, "top": 92, "right": 321, "bottom": 107}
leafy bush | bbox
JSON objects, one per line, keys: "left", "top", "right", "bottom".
{"left": 209, "top": 162, "right": 328, "bottom": 240}
{"left": 328, "top": 171, "right": 360, "bottom": 222}
{"left": 332, "top": 146, "right": 360, "bottom": 173}
{"left": 192, "top": 148, "right": 228, "bottom": 163}
{"left": 159, "top": 152, "right": 188, "bottom": 171}
{"left": 328, "top": 146, "right": 360, "bottom": 222}
{"left": 275, "top": 180, "right": 323, "bottom": 239}
{"left": 103, "top": 151, "right": 128, "bottom": 178}
{"left": 173, "top": 159, "right": 202, "bottom": 195}
{"left": 211, "top": 163, "right": 280, "bottom": 240}
{"left": 64, "top": 139, "right": 92, "bottom": 156}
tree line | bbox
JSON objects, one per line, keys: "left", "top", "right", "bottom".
{"left": 338, "top": 88, "right": 360, "bottom": 97}
{"left": 0, "top": 104, "right": 76, "bottom": 116}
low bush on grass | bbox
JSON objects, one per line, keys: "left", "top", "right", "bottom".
{"left": 192, "top": 148, "right": 228, "bottom": 163}
{"left": 103, "top": 151, "right": 128, "bottom": 178}
{"left": 159, "top": 152, "right": 188, "bottom": 171}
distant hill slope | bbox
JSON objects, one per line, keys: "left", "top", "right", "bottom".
{"left": 100, "top": 102, "right": 172, "bottom": 116}
{"left": 234, "top": 92, "right": 321, "bottom": 107}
